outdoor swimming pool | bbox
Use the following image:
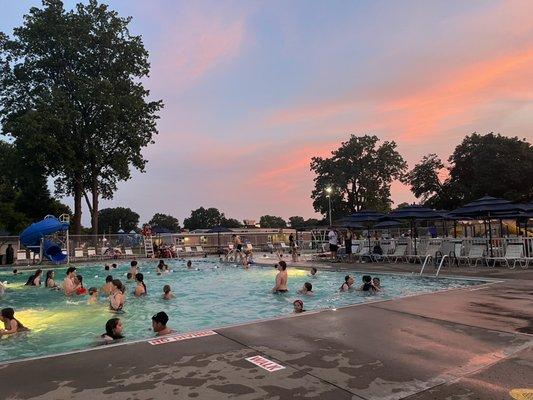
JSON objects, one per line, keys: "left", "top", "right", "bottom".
{"left": 0, "top": 260, "right": 484, "bottom": 362}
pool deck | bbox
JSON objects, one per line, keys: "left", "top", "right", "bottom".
{"left": 1, "top": 261, "right": 532, "bottom": 399}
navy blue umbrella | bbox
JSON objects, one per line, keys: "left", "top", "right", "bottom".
{"left": 449, "top": 196, "right": 525, "bottom": 255}
{"left": 341, "top": 210, "right": 385, "bottom": 250}
{"left": 387, "top": 205, "right": 442, "bottom": 254}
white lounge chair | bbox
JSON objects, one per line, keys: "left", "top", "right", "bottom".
{"left": 488, "top": 244, "right": 524, "bottom": 269}
{"left": 16, "top": 250, "right": 27, "bottom": 262}
{"left": 196, "top": 245, "right": 205, "bottom": 256}
{"left": 124, "top": 248, "right": 133, "bottom": 256}
{"left": 74, "top": 248, "right": 85, "bottom": 259}
{"left": 280, "top": 242, "right": 289, "bottom": 252}
{"left": 457, "top": 245, "right": 487, "bottom": 267}
{"left": 382, "top": 244, "right": 407, "bottom": 263}
{"left": 87, "top": 247, "right": 98, "bottom": 258}
{"left": 184, "top": 246, "right": 193, "bottom": 255}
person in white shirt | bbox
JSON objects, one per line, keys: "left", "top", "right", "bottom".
{"left": 328, "top": 229, "right": 339, "bottom": 260}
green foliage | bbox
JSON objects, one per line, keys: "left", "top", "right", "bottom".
{"left": 0, "top": 0, "right": 163, "bottom": 234}
{"left": 310, "top": 135, "right": 407, "bottom": 218}
{"left": 183, "top": 207, "right": 241, "bottom": 230}
{"left": 148, "top": 213, "right": 180, "bottom": 233}
{"left": 0, "top": 140, "right": 71, "bottom": 234}
{"left": 259, "top": 215, "right": 287, "bottom": 228}
{"left": 288, "top": 216, "right": 325, "bottom": 229}
{"left": 394, "top": 202, "right": 410, "bottom": 210}
{"left": 98, "top": 207, "right": 139, "bottom": 234}
{"left": 405, "top": 133, "right": 533, "bottom": 209}
{"left": 288, "top": 216, "right": 305, "bottom": 229}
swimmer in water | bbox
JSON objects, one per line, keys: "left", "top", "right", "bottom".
{"left": 134, "top": 273, "right": 147, "bottom": 297}
{"left": 339, "top": 275, "right": 354, "bottom": 292}
{"left": 272, "top": 261, "right": 288, "bottom": 293}
{"left": 109, "top": 279, "right": 125, "bottom": 312}
{"left": 293, "top": 300, "right": 305, "bottom": 313}
{"left": 76, "top": 275, "right": 87, "bottom": 295}
{"left": 45, "top": 270, "right": 60, "bottom": 289}
{"left": 100, "top": 318, "right": 124, "bottom": 342}
{"left": 101, "top": 275, "right": 114, "bottom": 295}
{"left": 297, "top": 282, "right": 315, "bottom": 296}
{"left": 360, "top": 275, "right": 373, "bottom": 292}
{"left": 63, "top": 267, "right": 79, "bottom": 296}
{"left": 0, "top": 307, "right": 29, "bottom": 336}
{"left": 25, "top": 269, "right": 42, "bottom": 286}
{"left": 162, "top": 285, "right": 174, "bottom": 300}
{"left": 88, "top": 287, "right": 99, "bottom": 304}
{"left": 372, "top": 277, "right": 381, "bottom": 292}
{"left": 152, "top": 311, "right": 174, "bottom": 336}
{"left": 308, "top": 267, "right": 318, "bottom": 277}
{"left": 186, "top": 260, "right": 192, "bottom": 269}
{"left": 129, "top": 260, "right": 139, "bottom": 276}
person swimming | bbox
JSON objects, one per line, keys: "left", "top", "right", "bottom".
{"left": 63, "top": 267, "right": 79, "bottom": 295}
{"left": 272, "top": 261, "right": 288, "bottom": 293}
{"left": 76, "top": 275, "right": 87, "bottom": 295}
{"left": 0, "top": 307, "right": 29, "bottom": 336}
{"left": 152, "top": 311, "right": 174, "bottom": 336}
{"left": 186, "top": 260, "right": 192, "bottom": 269}
{"left": 297, "top": 282, "right": 315, "bottom": 296}
{"left": 129, "top": 260, "right": 139, "bottom": 276}
{"left": 104, "top": 265, "right": 110, "bottom": 271}
{"left": 372, "top": 277, "right": 381, "bottom": 292}
{"left": 100, "top": 318, "right": 124, "bottom": 342}
{"left": 109, "top": 279, "right": 125, "bottom": 312}
{"left": 162, "top": 285, "right": 174, "bottom": 300}
{"left": 45, "top": 270, "right": 59, "bottom": 289}
{"left": 25, "top": 269, "right": 42, "bottom": 286}
{"left": 156, "top": 260, "right": 168, "bottom": 274}
{"left": 88, "top": 287, "right": 99, "bottom": 304}
{"left": 101, "top": 275, "right": 114, "bottom": 295}
{"left": 293, "top": 300, "right": 305, "bottom": 313}
{"left": 340, "top": 275, "right": 354, "bottom": 292}
{"left": 308, "top": 267, "right": 318, "bottom": 277}
{"left": 134, "top": 273, "right": 147, "bottom": 297}
{"left": 360, "top": 275, "right": 373, "bottom": 292}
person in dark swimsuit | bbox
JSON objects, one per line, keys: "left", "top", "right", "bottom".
{"left": 360, "top": 275, "right": 373, "bottom": 291}
{"left": 100, "top": 318, "right": 124, "bottom": 342}
{"left": 272, "top": 261, "right": 288, "bottom": 293}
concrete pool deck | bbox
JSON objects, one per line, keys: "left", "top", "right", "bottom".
{"left": 1, "top": 263, "right": 532, "bottom": 399}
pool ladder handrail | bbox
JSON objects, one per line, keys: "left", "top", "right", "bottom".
{"left": 418, "top": 254, "right": 432, "bottom": 276}
{"left": 435, "top": 254, "right": 449, "bottom": 277}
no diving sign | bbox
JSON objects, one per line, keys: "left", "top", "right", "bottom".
{"left": 148, "top": 330, "right": 217, "bottom": 345}
{"left": 246, "top": 355, "right": 285, "bottom": 372}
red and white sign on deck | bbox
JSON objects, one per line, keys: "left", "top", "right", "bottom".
{"left": 148, "top": 330, "right": 217, "bottom": 345}
{"left": 245, "top": 355, "right": 285, "bottom": 372}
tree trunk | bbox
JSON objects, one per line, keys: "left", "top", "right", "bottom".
{"left": 91, "top": 176, "right": 99, "bottom": 235}
{"left": 73, "top": 179, "right": 83, "bottom": 235}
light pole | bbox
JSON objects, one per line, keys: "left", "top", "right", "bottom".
{"left": 326, "top": 187, "right": 332, "bottom": 226}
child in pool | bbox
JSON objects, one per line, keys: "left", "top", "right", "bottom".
{"left": 0, "top": 308, "right": 29, "bottom": 336}
{"left": 88, "top": 287, "right": 99, "bottom": 304}
{"left": 162, "top": 285, "right": 174, "bottom": 300}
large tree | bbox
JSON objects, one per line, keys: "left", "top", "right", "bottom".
{"left": 259, "top": 215, "right": 287, "bottom": 228}
{"left": 0, "top": 140, "right": 71, "bottom": 234}
{"left": 98, "top": 207, "right": 139, "bottom": 234}
{"left": 0, "top": 0, "right": 163, "bottom": 235}
{"left": 149, "top": 213, "right": 180, "bottom": 233}
{"left": 405, "top": 133, "right": 533, "bottom": 209}
{"left": 310, "top": 135, "right": 407, "bottom": 218}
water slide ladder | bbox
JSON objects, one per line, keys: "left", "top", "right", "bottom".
{"left": 144, "top": 236, "right": 154, "bottom": 258}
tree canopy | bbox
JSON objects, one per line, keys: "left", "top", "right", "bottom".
{"left": 0, "top": 140, "right": 71, "bottom": 234}
{"left": 0, "top": 0, "right": 163, "bottom": 235}
{"left": 310, "top": 135, "right": 407, "bottom": 219}
{"left": 404, "top": 133, "right": 533, "bottom": 209}
{"left": 98, "top": 207, "right": 139, "bottom": 234}
{"left": 148, "top": 213, "right": 180, "bottom": 233}
{"left": 183, "top": 207, "right": 242, "bottom": 230}
{"left": 259, "top": 215, "right": 287, "bottom": 228}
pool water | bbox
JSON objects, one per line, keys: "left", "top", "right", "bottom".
{"left": 0, "top": 260, "right": 483, "bottom": 362}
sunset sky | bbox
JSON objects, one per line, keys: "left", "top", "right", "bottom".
{"left": 1, "top": 0, "right": 533, "bottom": 225}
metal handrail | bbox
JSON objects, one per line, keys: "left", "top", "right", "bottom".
{"left": 419, "top": 254, "right": 432, "bottom": 275}
{"left": 435, "top": 255, "right": 448, "bottom": 277}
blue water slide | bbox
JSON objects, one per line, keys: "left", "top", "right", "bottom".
{"left": 20, "top": 216, "right": 70, "bottom": 263}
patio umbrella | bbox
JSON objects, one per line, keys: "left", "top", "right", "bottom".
{"left": 341, "top": 210, "right": 384, "bottom": 250}
{"left": 207, "top": 226, "right": 234, "bottom": 250}
{"left": 449, "top": 196, "right": 524, "bottom": 256}
{"left": 387, "top": 205, "right": 442, "bottom": 255}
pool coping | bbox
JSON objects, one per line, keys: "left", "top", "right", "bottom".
{"left": 0, "top": 265, "right": 504, "bottom": 367}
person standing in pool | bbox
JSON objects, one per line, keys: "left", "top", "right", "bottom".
{"left": 186, "top": 260, "right": 192, "bottom": 269}
{"left": 109, "top": 279, "right": 125, "bottom": 312}
{"left": 297, "top": 282, "right": 314, "bottom": 296}
{"left": 63, "top": 267, "right": 79, "bottom": 296}
{"left": 134, "top": 273, "right": 147, "bottom": 297}
{"left": 272, "top": 261, "right": 288, "bottom": 293}
{"left": 0, "top": 308, "right": 29, "bottom": 336}
{"left": 101, "top": 275, "right": 114, "bottom": 295}
{"left": 151, "top": 311, "right": 174, "bottom": 336}
{"left": 45, "top": 270, "right": 59, "bottom": 289}
{"left": 100, "top": 318, "right": 124, "bottom": 342}
{"left": 25, "top": 269, "right": 43, "bottom": 286}
{"left": 162, "top": 285, "right": 174, "bottom": 300}
{"left": 129, "top": 260, "right": 139, "bottom": 276}
{"left": 340, "top": 275, "right": 354, "bottom": 292}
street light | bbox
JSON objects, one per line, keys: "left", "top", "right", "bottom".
{"left": 325, "top": 187, "right": 333, "bottom": 227}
